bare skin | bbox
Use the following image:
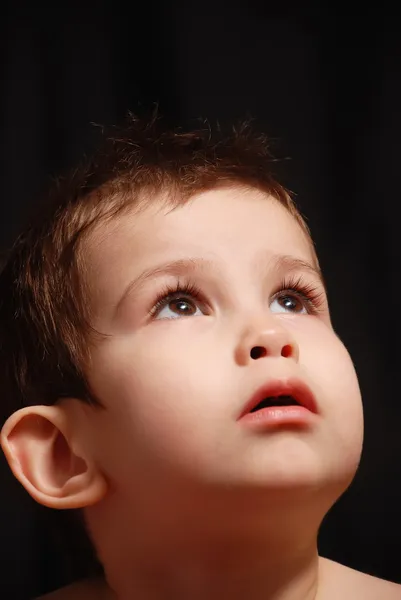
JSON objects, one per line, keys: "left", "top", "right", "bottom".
{"left": 10, "top": 190, "right": 398, "bottom": 600}
{"left": 38, "top": 559, "right": 401, "bottom": 600}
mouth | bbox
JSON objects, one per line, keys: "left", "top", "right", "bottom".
{"left": 238, "top": 379, "right": 318, "bottom": 420}
{"left": 248, "top": 395, "right": 302, "bottom": 412}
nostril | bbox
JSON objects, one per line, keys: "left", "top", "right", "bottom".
{"left": 281, "top": 344, "right": 293, "bottom": 358}
{"left": 250, "top": 346, "right": 267, "bottom": 360}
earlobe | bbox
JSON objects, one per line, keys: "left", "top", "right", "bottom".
{"left": 0, "top": 404, "right": 108, "bottom": 509}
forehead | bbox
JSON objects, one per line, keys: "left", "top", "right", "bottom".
{"left": 84, "top": 187, "right": 316, "bottom": 298}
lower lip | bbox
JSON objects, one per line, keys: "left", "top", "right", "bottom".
{"left": 239, "top": 406, "right": 315, "bottom": 430}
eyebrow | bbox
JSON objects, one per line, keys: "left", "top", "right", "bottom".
{"left": 115, "top": 258, "right": 218, "bottom": 314}
{"left": 269, "top": 255, "right": 325, "bottom": 288}
{"left": 115, "top": 254, "right": 325, "bottom": 315}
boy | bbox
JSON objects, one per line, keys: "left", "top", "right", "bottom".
{"left": 0, "top": 114, "right": 400, "bottom": 599}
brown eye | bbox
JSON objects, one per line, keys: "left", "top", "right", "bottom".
{"left": 154, "top": 293, "right": 204, "bottom": 319}
{"left": 279, "top": 294, "right": 305, "bottom": 313}
{"left": 169, "top": 297, "right": 197, "bottom": 315}
{"left": 270, "top": 293, "right": 308, "bottom": 314}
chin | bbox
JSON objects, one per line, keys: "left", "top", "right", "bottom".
{"left": 214, "top": 453, "right": 359, "bottom": 502}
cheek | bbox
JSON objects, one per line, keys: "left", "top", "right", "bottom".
{"left": 301, "top": 325, "right": 364, "bottom": 454}
{"left": 89, "top": 332, "right": 227, "bottom": 472}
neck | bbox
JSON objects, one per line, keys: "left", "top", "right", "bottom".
{"left": 89, "top": 487, "right": 329, "bottom": 600}
{"left": 105, "top": 536, "right": 320, "bottom": 600}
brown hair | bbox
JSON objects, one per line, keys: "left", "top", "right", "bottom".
{"left": 0, "top": 111, "right": 307, "bottom": 423}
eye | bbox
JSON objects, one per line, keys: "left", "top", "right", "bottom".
{"left": 269, "top": 275, "right": 325, "bottom": 316}
{"left": 156, "top": 294, "right": 204, "bottom": 319}
{"left": 149, "top": 282, "right": 208, "bottom": 320}
{"left": 270, "top": 292, "right": 308, "bottom": 315}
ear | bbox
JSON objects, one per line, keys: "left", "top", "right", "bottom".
{"left": 0, "top": 403, "right": 108, "bottom": 509}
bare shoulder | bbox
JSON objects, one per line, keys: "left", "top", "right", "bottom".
{"left": 36, "top": 577, "right": 112, "bottom": 600}
{"left": 320, "top": 557, "right": 401, "bottom": 599}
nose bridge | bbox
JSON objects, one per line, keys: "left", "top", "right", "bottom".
{"left": 236, "top": 313, "right": 299, "bottom": 364}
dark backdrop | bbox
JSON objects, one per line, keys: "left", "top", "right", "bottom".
{"left": 1, "top": 3, "right": 401, "bottom": 598}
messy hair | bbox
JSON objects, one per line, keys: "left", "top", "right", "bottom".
{"left": 0, "top": 112, "right": 307, "bottom": 422}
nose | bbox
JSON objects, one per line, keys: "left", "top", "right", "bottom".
{"left": 235, "top": 317, "right": 299, "bottom": 365}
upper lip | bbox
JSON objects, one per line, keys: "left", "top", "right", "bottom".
{"left": 238, "top": 378, "right": 318, "bottom": 419}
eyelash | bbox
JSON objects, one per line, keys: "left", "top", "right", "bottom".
{"left": 278, "top": 274, "right": 325, "bottom": 315}
{"left": 148, "top": 274, "right": 325, "bottom": 318}
{"left": 149, "top": 280, "right": 208, "bottom": 317}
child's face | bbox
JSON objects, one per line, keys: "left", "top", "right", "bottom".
{"left": 83, "top": 187, "right": 363, "bottom": 505}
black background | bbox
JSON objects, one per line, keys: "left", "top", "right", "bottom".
{"left": 1, "top": 3, "right": 401, "bottom": 598}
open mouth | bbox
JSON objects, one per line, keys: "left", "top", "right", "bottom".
{"left": 239, "top": 379, "right": 318, "bottom": 420}
{"left": 249, "top": 395, "right": 301, "bottom": 413}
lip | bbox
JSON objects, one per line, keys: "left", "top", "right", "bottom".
{"left": 238, "top": 378, "right": 318, "bottom": 421}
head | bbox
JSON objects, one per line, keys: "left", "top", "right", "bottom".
{"left": 0, "top": 114, "right": 363, "bottom": 575}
